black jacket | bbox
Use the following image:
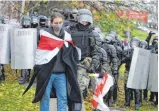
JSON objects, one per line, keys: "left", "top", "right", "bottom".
{"left": 23, "top": 27, "right": 82, "bottom": 104}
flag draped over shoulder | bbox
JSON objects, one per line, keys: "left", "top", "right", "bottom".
{"left": 35, "top": 30, "right": 81, "bottom": 65}
{"left": 92, "top": 74, "right": 114, "bottom": 111}
{"left": 23, "top": 29, "right": 82, "bottom": 104}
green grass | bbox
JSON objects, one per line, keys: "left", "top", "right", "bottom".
{"left": 118, "top": 28, "right": 148, "bottom": 40}
{"left": 131, "top": 29, "right": 148, "bottom": 40}
{"left": 0, "top": 65, "right": 39, "bottom": 111}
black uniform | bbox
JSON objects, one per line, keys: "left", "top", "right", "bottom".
{"left": 88, "top": 37, "right": 109, "bottom": 75}
{"left": 66, "top": 24, "right": 100, "bottom": 60}
{"left": 18, "top": 16, "right": 32, "bottom": 84}
{"left": 37, "top": 15, "right": 47, "bottom": 43}
{"left": 0, "top": 16, "right": 5, "bottom": 81}
{"left": 102, "top": 38, "right": 118, "bottom": 106}
{"left": 121, "top": 37, "right": 141, "bottom": 110}
{"left": 63, "top": 9, "right": 78, "bottom": 29}
{"left": 144, "top": 32, "right": 158, "bottom": 105}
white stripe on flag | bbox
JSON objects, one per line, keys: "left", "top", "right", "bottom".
{"left": 92, "top": 74, "right": 113, "bottom": 111}
{"left": 40, "top": 30, "right": 63, "bottom": 41}
{"left": 35, "top": 48, "right": 60, "bottom": 65}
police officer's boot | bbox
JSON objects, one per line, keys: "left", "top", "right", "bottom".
{"left": 149, "top": 92, "right": 154, "bottom": 102}
{"left": 154, "top": 92, "right": 158, "bottom": 105}
{"left": 18, "top": 69, "right": 29, "bottom": 84}
{"left": 124, "top": 85, "right": 130, "bottom": 106}
{"left": 135, "top": 89, "right": 140, "bottom": 110}
{"left": 130, "top": 89, "right": 134, "bottom": 100}
{"left": 139, "top": 90, "right": 143, "bottom": 106}
{"left": 0, "top": 65, "right": 5, "bottom": 81}
{"left": 83, "top": 88, "right": 88, "bottom": 99}
{"left": 26, "top": 69, "right": 31, "bottom": 82}
{"left": 103, "top": 93, "right": 108, "bottom": 103}
{"left": 0, "top": 71, "right": 5, "bottom": 81}
{"left": 143, "top": 89, "right": 148, "bottom": 100}
{"left": 108, "top": 87, "right": 113, "bottom": 107}
{"left": 113, "top": 84, "right": 118, "bottom": 104}
{"left": 113, "top": 75, "right": 118, "bottom": 104}
{"left": 68, "top": 100, "right": 82, "bottom": 111}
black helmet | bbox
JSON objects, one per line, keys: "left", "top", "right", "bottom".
{"left": 105, "top": 34, "right": 116, "bottom": 44}
{"left": 108, "top": 33, "right": 116, "bottom": 39}
{"left": 45, "top": 16, "right": 51, "bottom": 28}
{"left": 116, "top": 37, "right": 123, "bottom": 48}
{"left": 33, "top": 12, "right": 38, "bottom": 17}
{"left": 62, "top": 8, "right": 70, "bottom": 20}
{"left": 70, "top": 9, "right": 78, "bottom": 20}
{"left": 109, "top": 30, "right": 116, "bottom": 36}
{"left": 21, "top": 16, "right": 31, "bottom": 28}
{"left": 130, "top": 37, "right": 140, "bottom": 47}
{"left": 139, "top": 40, "right": 148, "bottom": 49}
{"left": 152, "top": 36, "right": 158, "bottom": 45}
{"left": 31, "top": 16, "right": 39, "bottom": 28}
{"left": 38, "top": 15, "right": 47, "bottom": 27}
{"left": 104, "top": 35, "right": 115, "bottom": 44}
{"left": 77, "top": 9, "right": 93, "bottom": 25}
{"left": 90, "top": 37, "right": 102, "bottom": 47}
{"left": 0, "top": 16, "right": 4, "bottom": 24}
{"left": 151, "top": 43, "right": 158, "bottom": 54}
{"left": 93, "top": 26, "right": 102, "bottom": 34}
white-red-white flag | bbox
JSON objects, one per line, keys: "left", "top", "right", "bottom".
{"left": 92, "top": 74, "right": 114, "bottom": 111}
{"left": 35, "top": 30, "right": 81, "bottom": 65}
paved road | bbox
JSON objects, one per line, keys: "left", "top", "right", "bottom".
{"left": 50, "top": 99, "right": 126, "bottom": 111}
{"left": 109, "top": 107, "right": 126, "bottom": 111}
{"left": 50, "top": 99, "right": 85, "bottom": 111}
{"left": 138, "top": 27, "right": 158, "bottom": 34}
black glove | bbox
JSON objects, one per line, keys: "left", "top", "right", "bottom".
{"left": 149, "top": 31, "right": 155, "bottom": 36}
{"left": 98, "top": 72, "right": 104, "bottom": 78}
{"left": 112, "top": 70, "right": 118, "bottom": 75}
{"left": 87, "top": 66, "right": 95, "bottom": 73}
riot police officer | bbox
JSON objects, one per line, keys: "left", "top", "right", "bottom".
{"left": 108, "top": 31, "right": 124, "bottom": 104}
{"left": 45, "top": 16, "right": 51, "bottom": 28}
{"left": 149, "top": 36, "right": 158, "bottom": 105}
{"left": 31, "top": 16, "right": 39, "bottom": 28}
{"left": 139, "top": 40, "right": 148, "bottom": 49}
{"left": 0, "top": 16, "right": 5, "bottom": 81}
{"left": 145, "top": 32, "right": 158, "bottom": 105}
{"left": 0, "top": 16, "right": 4, "bottom": 24}
{"left": 63, "top": 9, "right": 78, "bottom": 28}
{"left": 66, "top": 8, "right": 102, "bottom": 111}
{"left": 38, "top": 15, "right": 47, "bottom": 28}
{"left": 144, "top": 32, "right": 158, "bottom": 103}
{"left": 88, "top": 37, "right": 109, "bottom": 75}
{"left": 138, "top": 40, "right": 148, "bottom": 105}
{"left": 66, "top": 9, "right": 99, "bottom": 60}
{"left": 102, "top": 35, "right": 118, "bottom": 106}
{"left": 122, "top": 37, "right": 141, "bottom": 110}
{"left": 18, "top": 16, "right": 32, "bottom": 84}
{"left": 37, "top": 15, "right": 47, "bottom": 42}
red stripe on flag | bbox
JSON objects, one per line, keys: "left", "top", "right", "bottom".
{"left": 67, "top": 40, "right": 75, "bottom": 47}
{"left": 92, "top": 99, "right": 99, "bottom": 108}
{"left": 91, "top": 74, "right": 109, "bottom": 109}
{"left": 38, "top": 35, "right": 64, "bottom": 51}
{"left": 94, "top": 74, "right": 108, "bottom": 97}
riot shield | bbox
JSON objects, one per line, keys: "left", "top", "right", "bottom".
{"left": 147, "top": 53, "right": 158, "bottom": 92}
{"left": 127, "top": 47, "right": 151, "bottom": 89}
{"left": 11, "top": 28, "right": 37, "bottom": 69}
{"left": 0, "top": 24, "right": 18, "bottom": 64}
